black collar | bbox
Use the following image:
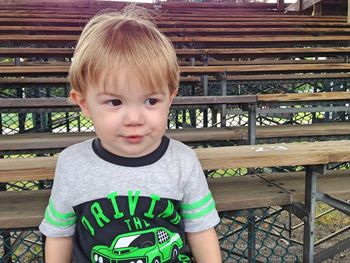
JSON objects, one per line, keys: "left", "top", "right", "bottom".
{"left": 92, "top": 136, "right": 170, "bottom": 167}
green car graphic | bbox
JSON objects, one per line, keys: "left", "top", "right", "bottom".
{"left": 91, "top": 227, "right": 184, "bottom": 263}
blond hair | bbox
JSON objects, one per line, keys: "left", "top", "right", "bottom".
{"left": 69, "top": 5, "right": 179, "bottom": 95}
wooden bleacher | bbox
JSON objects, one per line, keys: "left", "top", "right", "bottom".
{"left": 1, "top": 140, "right": 350, "bottom": 228}
{"left": 0, "top": 1, "right": 349, "bottom": 262}
{"left": 1, "top": 91, "right": 349, "bottom": 152}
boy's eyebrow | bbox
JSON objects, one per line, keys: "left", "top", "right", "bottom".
{"left": 95, "top": 91, "right": 120, "bottom": 97}
{"left": 96, "top": 90, "right": 166, "bottom": 97}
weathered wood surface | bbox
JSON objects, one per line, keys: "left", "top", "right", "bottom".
{"left": 2, "top": 91, "right": 348, "bottom": 109}
{"left": 1, "top": 169, "right": 350, "bottom": 228}
{"left": 2, "top": 25, "right": 350, "bottom": 34}
{"left": 1, "top": 140, "right": 350, "bottom": 183}
{"left": 258, "top": 92, "right": 350, "bottom": 102}
{"left": 2, "top": 47, "right": 350, "bottom": 58}
{"left": 259, "top": 170, "right": 350, "bottom": 202}
{"left": 0, "top": 189, "right": 50, "bottom": 229}
{"left": 195, "top": 140, "right": 350, "bottom": 170}
{"left": 1, "top": 73, "right": 349, "bottom": 85}
{"left": 1, "top": 64, "right": 350, "bottom": 76}
{"left": 0, "top": 176, "right": 289, "bottom": 228}
{"left": 0, "top": 95, "right": 257, "bottom": 109}
{"left": 0, "top": 76, "right": 201, "bottom": 84}
{"left": 1, "top": 123, "right": 350, "bottom": 152}
{"left": 1, "top": 35, "right": 350, "bottom": 45}
{"left": 0, "top": 17, "right": 348, "bottom": 27}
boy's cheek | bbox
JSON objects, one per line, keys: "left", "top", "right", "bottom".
{"left": 80, "top": 106, "right": 92, "bottom": 119}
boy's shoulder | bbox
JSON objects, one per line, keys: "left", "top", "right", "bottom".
{"left": 168, "top": 138, "right": 197, "bottom": 159}
{"left": 58, "top": 138, "right": 94, "bottom": 161}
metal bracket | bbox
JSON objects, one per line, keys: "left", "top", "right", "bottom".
{"left": 316, "top": 191, "right": 350, "bottom": 216}
{"left": 308, "top": 165, "right": 326, "bottom": 176}
{"left": 282, "top": 202, "right": 309, "bottom": 220}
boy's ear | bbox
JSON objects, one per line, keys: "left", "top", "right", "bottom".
{"left": 169, "top": 89, "right": 178, "bottom": 107}
{"left": 70, "top": 89, "right": 91, "bottom": 118}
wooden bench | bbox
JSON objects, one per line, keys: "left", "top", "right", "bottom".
{"left": 1, "top": 91, "right": 349, "bottom": 147}
{"left": 1, "top": 73, "right": 350, "bottom": 88}
{"left": 2, "top": 122, "right": 350, "bottom": 153}
{"left": 2, "top": 25, "right": 350, "bottom": 35}
{"left": 1, "top": 64, "right": 350, "bottom": 77}
{"left": 2, "top": 47, "right": 350, "bottom": 59}
{"left": 1, "top": 140, "right": 350, "bottom": 262}
{"left": 1, "top": 35, "right": 349, "bottom": 47}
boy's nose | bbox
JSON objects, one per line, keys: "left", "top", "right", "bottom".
{"left": 123, "top": 106, "right": 144, "bottom": 126}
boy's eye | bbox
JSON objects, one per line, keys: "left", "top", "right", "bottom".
{"left": 107, "top": 99, "right": 122, "bottom": 106}
{"left": 144, "top": 98, "right": 158, "bottom": 106}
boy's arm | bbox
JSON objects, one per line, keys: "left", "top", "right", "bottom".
{"left": 187, "top": 227, "right": 221, "bottom": 263}
{"left": 45, "top": 236, "right": 73, "bottom": 263}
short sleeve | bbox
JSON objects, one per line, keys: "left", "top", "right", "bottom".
{"left": 39, "top": 154, "right": 76, "bottom": 237}
{"left": 180, "top": 156, "right": 220, "bottom": 233}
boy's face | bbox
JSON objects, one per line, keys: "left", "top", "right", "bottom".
{"left": 71, "top": 69, "right": 177, "bottom": 158}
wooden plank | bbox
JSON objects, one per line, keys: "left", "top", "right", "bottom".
{"left": 0, "top": 76, "right": 200, "bottom": 84}
{"left": 0, "top": 97, "right": 72, "bottom": 109}
{"left": 175, "top": 47, "right": 350, "bottom": 57}
{"left": 258, "top": 92, "right": 350, "bottom": 102}
{"left": 1, "top": 170, "right": 350, "bottom": 228}
{"left": 181, "top": 64, "right": 350, "bottom": 74}
{"left": 196, "top": 142, "right": 331, "bottom": 170}
{"left": 2, "top": 140, "right": 350, "bottom": 182}
{"left": 0, "top": 13, "right": 345, "bottom": 22}
{"left": 0, "top": 17, "right": 348, "bottom": 27}
{"left": 0, "top": 47, "right": 74, "bottom": 56}
{"left": 179, "top": 59, "right": 346, "bottom": 67}
{"left": 3, "top": 47, "right": 350, "bottom": 59}
{"left": 259, "top": 169, "right": 350, "bottom": 202}
{"left": 348, "top": 0, "right": 350, "bottom": 24}
{"left": 2, "top": 63, "right": 350, "bottom": 76}
{"left": 0, "top": 95, "right": 257, "bottom": 109}
{"left": 0, "top": 34, "right": 78, "bottom": 42}
{"left": 254, "top": 123, "right": 350, "bottom": 139}
{"left": 1, "top": 123, "right": 349, "bottom": 152}
{"left": 0, "top": 132, "right": 96, "bottom": 151}
{"left": 0, "top": 156, "right": 56, "bottom": 182}
{"left": 169, "top": 36, "right": 350, "bottom": 43}
{"left": 1, "top": 35, "right": 350, "bottom": 44}
{"left": 2, "top": 25, "right": 350, "bottom": 34}
{"left": 0, "top": 190, "right": 50, "bottom": 228}
{"left": 159, "top": 21, "right": 349, "bottom": 27}
{"left": 0, "top": 175, "right": 290, "bottom": 228}
{"left": 1, "top": 73, "right": 348, "bottom": 85}
{"left": 0, "top": 128, "right": 243, "bottom": 151}
{"left": 2, "top": 91, "right": 349, "bottom": 110}
{"left": 172, "top": 95, "right": 257, "bottom": 105}
{"left": 209, "top": 175, "right": 291, "bottom": 211}
{"left": 225, "top": 73, "right": 350, "bottom": 81}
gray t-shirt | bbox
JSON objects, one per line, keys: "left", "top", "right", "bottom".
{"left": 39, "top": 136, "right": 220, "bottom": 262}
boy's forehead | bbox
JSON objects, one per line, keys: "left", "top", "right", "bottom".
{"left": 97, "top": 66, "right": 168, "bottom": 93}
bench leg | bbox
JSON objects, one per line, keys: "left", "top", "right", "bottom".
{"left": 303, "top": 165, "right": 324, "bottom": 263}
{"left": 247, "top": 214, "right": 256, "bottom": 263}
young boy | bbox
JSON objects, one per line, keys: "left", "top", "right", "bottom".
{"left": 39, "top": 6, "right": 221, "bottom": 263}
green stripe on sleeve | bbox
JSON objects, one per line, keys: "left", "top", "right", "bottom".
{"left": 181, "top": 200, "right": 216, "bottom": 220}
{"left": 49, "top": 198, "right": 76, "bottom": 220}
{"left": 181, "top": 192, "right": 213, "bottom": 211}
{"left": 45, "top": 208, "right": 77, "bottom": 228}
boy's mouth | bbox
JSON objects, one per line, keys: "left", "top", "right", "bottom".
{"left": 124, "top": 135, "right": 143, "bottom": 143}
